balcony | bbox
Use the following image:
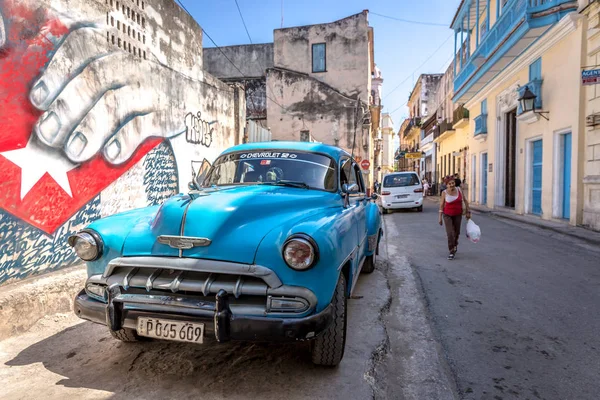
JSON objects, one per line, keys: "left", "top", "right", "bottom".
{"left": 403, "top": 117, "right": 422, "bottom": 138}
{"left": 452, "top": 0, "right": 577, "bottom": 103}
{"left": 474, "top": 114, "right": 488, "bottom": 138}
{"left": 452, "top": 105, "right": 470, "bottom": 129}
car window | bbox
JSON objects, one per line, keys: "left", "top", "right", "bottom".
{"left": 352, "top": 163, "right": 365, "bottom": 193}
{"left": 340, "top": 158, "right": 357, "bottom": 187}
{"left": 202, "top": 150, "right": 337, "bottom": 191}
{"left": 383, "top": 174, "right": 420, "bottom": 187}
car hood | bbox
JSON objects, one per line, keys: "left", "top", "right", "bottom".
{"left": 122, "top": 185, "right": 340, "bottom": 264}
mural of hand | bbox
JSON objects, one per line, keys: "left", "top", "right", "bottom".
{"left": 29, "top": 24, "right": 188, "bottom": 165}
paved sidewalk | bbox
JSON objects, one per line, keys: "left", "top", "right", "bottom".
{"left": 426, "top": 196, "right": 600, "bottom": 246}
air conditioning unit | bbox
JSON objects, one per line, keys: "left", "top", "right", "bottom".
{"left": 586, "top": 113, "right": 600, "bottom": 127}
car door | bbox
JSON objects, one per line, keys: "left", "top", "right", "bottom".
{"left": 351, "top": 162, "right": 368, "bottom": 268}
{"left": 339, "top": 158, "right": 361, "bottom": 276}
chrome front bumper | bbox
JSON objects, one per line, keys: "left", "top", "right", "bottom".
{"left": 74, "top": 289, "right": 334, "bottom": 342}
{"left": 75, "top": 257, "right": 331, "bottom": 342}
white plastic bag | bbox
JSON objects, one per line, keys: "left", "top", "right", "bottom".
{"left": 466, "top": 219, "right": 481, "bottom": 243}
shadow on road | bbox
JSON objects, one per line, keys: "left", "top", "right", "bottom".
{"left": 5, "top": 320, "right": 339, "bottom": 399}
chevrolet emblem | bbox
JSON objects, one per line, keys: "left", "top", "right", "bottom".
{"left": 157, "top": 235, "right": 211, "bottom": 249}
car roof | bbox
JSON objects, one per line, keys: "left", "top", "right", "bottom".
{"left": 384, "top": 172, "right": 419, "bottom": 176}
{"left": 220, "top": 141, "right": 351, "bottom": 160}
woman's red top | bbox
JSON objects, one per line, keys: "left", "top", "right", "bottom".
{"left": 443, "top": 189, "right": 463, "bottom": 216}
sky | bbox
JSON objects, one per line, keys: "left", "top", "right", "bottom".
{"left": 178, "top": 0, "right": 461, "bottom": 132}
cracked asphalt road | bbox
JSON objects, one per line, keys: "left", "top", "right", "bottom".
{"left": 385, "top": 198, "right": 600, "bottom": 400}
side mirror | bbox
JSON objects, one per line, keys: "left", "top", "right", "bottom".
{"left": 342, "top": 183, "right": 359, "bottom": 194}
{"left": 371, "top": 193, "right": 378, "bottom": 200}
{"left": 188, "top": 181, "right": 198, "bottom": 191}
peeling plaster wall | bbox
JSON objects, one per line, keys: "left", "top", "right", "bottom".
{"left": 0, "top": 0, "right": 245, "bottom": 286}
{"left": 203, "top": 44, "right": 274, "bottom": 79}
{"left": 273, "top": 12, "right": 370, "bottom": 103}
{"left": 266, "top": 68, "right": 359, "bottom": 152}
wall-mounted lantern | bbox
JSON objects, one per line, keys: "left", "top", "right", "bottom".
{"left": 517, "top": 86, "right": 549, "bottom": 121}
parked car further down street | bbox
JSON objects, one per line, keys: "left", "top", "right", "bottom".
{"left": 380, "top": 172, "right": 424, "bottom": 213}
{"left": 68, "top": 141, "right": 383, "bottom": 366}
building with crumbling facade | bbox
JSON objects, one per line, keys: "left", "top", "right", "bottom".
{"left": 204, "top": 11, "right": 381, "bottom": 191}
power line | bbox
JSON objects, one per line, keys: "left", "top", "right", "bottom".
{"left": 388, "top": 51, "right": 455, "bottom": 117}
{"left": 370, "top": 12, "right": 449, "bottom": 27}
{"left": 175, "top": 0, "right": 288, "bottom": 112}
{"left": 384, "top": 33, "right": 453, "bottom": 100}
{"left": 234, "top": 0, "right": 252, "bottom": 44}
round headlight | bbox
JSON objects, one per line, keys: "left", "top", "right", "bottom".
{"left": 283, "top": 236, "right": 317, "bottom": 271}
{"left": 68, "top": 231, "right": 102, "bottom": 261}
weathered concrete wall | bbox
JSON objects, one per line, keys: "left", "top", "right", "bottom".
{"left": 0, "top": 0, "right": 245, "bottom": 286}
{"left": 266, "top": 67, "right": 361, "bottom": 152}
{"left": 203, "top": 43, "right": 274, "bottom": 79}
{"left": 273, "top": 11, "right": 370, "bottom": 103}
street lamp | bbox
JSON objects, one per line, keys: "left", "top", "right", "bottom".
{"left": 517, "top": 85, "right": 549, "bottom": 121}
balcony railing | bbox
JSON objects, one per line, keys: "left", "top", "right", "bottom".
{"left": 452, "top": 106, "right": 470, "bottom": 126}
{"left": 453, "top": 0, "right": 576, "bottom": 99}
{"left": 474, "top": 114, "right": 488, "bottom": 136}
{"left": 517, "top": 79, "right": 543, "bottom": 114}
{"left": 403, "top": 117, "right": 422, "bottom": 138}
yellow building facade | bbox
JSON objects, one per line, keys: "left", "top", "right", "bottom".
{"left": 581, "top": 1, "right": 600, "bottom": 231}
{"left": 451, "top": 0, "right": 586, "bottom": 226}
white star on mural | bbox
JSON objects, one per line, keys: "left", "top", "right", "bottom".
{"left": 1, "top": 136, "right": 78, "bottom": 199}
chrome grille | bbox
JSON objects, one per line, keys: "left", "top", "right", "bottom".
{"left": 105, "top": 267, "right": 269, "bottom": 299}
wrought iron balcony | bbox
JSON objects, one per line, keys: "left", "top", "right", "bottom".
{"left": 517, "top": 79, "right": 543, "bottom": 114}
{"left": 474, "top": 114, "right": 487, "bottom": 136}
{"left": 452, "top": 0, "right": 577, "bottom": 103}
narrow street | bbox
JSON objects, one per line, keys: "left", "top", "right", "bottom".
{"left": 380, "top": 198, "right": 600, "bottom": 400}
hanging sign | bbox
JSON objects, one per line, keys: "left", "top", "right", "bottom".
{"left": 582, "top": 69, "right": 600, "bottom": 85}
{"left": 405, "top": 152, "right": 423, "bottom": 159}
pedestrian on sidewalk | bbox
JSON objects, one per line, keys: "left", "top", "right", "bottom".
{"left": 423, "top": 179, "right": 430, "bottom": 197}
{"left": 438, "top": 177, "right": 471, "bottom": 260}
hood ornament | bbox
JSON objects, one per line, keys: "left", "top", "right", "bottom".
{"left": 157, "top": 235, "right": 212, "bottom": 249}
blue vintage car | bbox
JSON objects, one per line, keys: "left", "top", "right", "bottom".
{"left": 69, "top": 141, "right": 383, "bottom": 366}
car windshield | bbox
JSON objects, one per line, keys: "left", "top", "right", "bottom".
{"left": 383, "top": 174, "right": 419, "bottom": 187}
{"left": 202, "top": 150, "right": 337, "bottom": 191}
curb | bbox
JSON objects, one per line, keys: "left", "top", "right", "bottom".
{"left": 0, "top": 264, "right": 85, "bottom": 341}
{"left": 488, "top": 212, "right": 600, "bottom": 246}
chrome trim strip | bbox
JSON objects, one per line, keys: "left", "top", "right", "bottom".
{"left": 234, "top": 276, "right": 244, "bottom": 299}
{"left": 104, "top": 257, "right": 283, "bottom": 288}
{"left": 123, "top": 267, "right": 138, "bottom": 290}
{"left": 202, "top": 273, "right": 216, "bottom": 296}
{"left": 145, "top": 269, "right": 161, "bottom": 292}
{"left": 337, "top": 249, "right": 355, "bottom": 271}
{"left": 177, "top": 196, "right": 194, "bottom": 257}
{"left": 169, "top": 271, "right": 184, "bottom": 293}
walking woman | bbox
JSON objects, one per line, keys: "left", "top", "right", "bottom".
{"left": 438, "top": 177, "right": 471, "bottom": 260}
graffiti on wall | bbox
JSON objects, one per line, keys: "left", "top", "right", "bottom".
{"left": 0, "top": 197, "right": 101, "bottom": 285}
{"left": 143, "top": 142, "right": 179, "bottom": 206}
{"left": 185, "top": 111, "right": 216, "bottom": 147}
{"left": 0, "top": 0, "right": 232, "bottom": 285}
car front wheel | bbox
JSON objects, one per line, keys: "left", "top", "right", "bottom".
{"left": 311, "top": 274, "right": 347, "bottom": 366}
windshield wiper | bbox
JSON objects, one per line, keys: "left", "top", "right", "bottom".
{"left": 260, "top": 180, "right": 310, "bottom": 189}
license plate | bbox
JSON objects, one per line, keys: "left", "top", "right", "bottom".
{"left": 137, "top": 317, "right": 204, "bottom": 344}
{"left": 396, "top": 194, "right": 408, "bottom": 199}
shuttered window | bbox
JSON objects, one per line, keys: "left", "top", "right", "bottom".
{"left": 312, "top": 43, "right": 326, "bottom": 73}
{"left": 529, "top": 57, "right": 542, "bottom": 81}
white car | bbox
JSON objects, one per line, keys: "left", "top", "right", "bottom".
{"left": 380, "top": 172, "right": 424, "bottom": 213}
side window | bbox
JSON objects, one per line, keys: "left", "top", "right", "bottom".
{"left": 340, "top": 158, "right": 356, "bottom": 187}
{"left": 353, "top": 163, "right": 365, "bottom": 193}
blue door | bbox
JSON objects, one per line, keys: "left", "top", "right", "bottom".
{"left": 532, "top": 140, "right": 543, "bottom": 215}
{"left": 481, "top": 153, "right": 488, "bottom": 205}
{"left": 562, "top": 133, "right": 572, "bottom": 219}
